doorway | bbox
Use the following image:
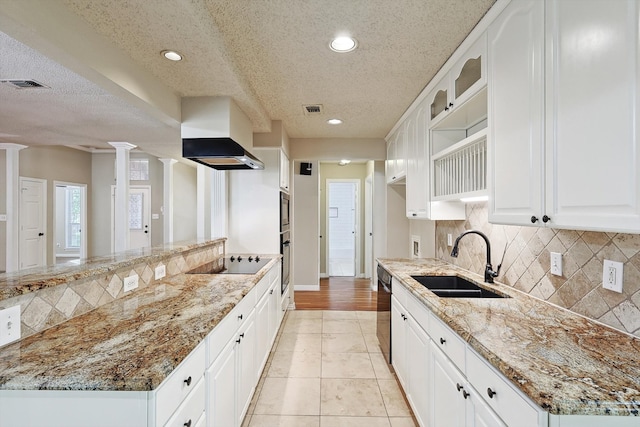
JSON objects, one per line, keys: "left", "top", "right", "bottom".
{"left": 54, "top": 182, "right": 87, "bottom": 264}
{"left": 111, "top": 185, "right": 151, "bottom": 251}
{"left": 19, "top": 177, "right": 47, "bottom": 270}
{"left": 326, "top": 180, "right": 360, "bottom": 277}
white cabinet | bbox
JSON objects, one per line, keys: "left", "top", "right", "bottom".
{"left": 279, "top": 150, "right": 290, "bottom": 193}
{"left": 489, "top": 0, "right": 640, "bottom": 233}
{"left": 386, "top": 124, "right": 407, "bottom": 184}
{"left": 430, "top": 342, "right": 468, "bottom": 427}
{"left": 429, "top": 33, "right": 487, "bottom": 126}
{"left": 255, "top": 272, "right": 279, "bottom": 381}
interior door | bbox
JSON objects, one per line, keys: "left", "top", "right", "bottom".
{"left": 327, "top": 181, "right": 358, "bottom": 277}
{"left": 19, "top": 177, "right": 47, "bottom": 270}
{"left": 364, "top": 175, "right": 373, "bottom": 279}
{"left": 111, "top": 185, "right": 151, "bottom": 251}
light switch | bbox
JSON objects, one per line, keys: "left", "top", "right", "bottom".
{"left": 0, "top": 305, "right": 21, "bottom": 347}
{"left": 123, "top": 274, "right": 139, "bottom": 292}
{"left": 550, "top": 252, "right": 562, "bottom": 276}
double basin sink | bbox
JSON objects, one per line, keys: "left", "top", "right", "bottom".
{"left": 410, "top": 275, "right": 509, "bottom": 299}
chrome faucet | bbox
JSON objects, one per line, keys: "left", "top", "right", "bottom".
{"left": 450, "top": 230, "right": 502, "bottom": 283}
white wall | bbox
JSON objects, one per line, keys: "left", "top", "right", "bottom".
{"left": 409, "top": 219, "right": 436, "bottom": 258}
{"left": 227, "top": 148, "right": 280, "bottom": 254}
{"left": 292, "top": 160, "right": 319, "bottom": 290}
{"left": 290, "top": 138, "right": 386, "bottom": 161}
{"left": 386, "top": 184, "right": 411, "bottom": 258}
{"left": 172, "top": 162, "right": 198, "bottom": 242}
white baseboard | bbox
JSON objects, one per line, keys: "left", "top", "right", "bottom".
{"left": 294, "top": 285, "right": 320, "bottom": 291}
{"left": 320, "top": 273, "right": 329, "bottom": 278}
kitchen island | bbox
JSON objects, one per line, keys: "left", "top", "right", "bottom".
{"left": 378, "top": 258, "right": 639, "bottom": 426}
{"left": 0, "top": 239, "right": 283, "bottom": 427}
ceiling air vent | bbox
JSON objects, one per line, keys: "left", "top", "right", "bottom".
{"left": 303, "top": 104, "right": 323, "bottom": 116}
{"left": 0, "top": 79, "right": 50, "bottom": 89}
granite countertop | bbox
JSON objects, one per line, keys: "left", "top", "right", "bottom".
{"left": 0, "top": 239, "right": 227, "bottom": 302}
{"left": 377, "top": 258, "right": 640, "bottom": 417}
{"left": 0, "top": 256, "right": 279, "bottom": 392}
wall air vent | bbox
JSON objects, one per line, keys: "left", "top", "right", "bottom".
{"left": 0, "top": 79, "right": 50, "bottom": 89}
{"left": 303, "top": 104, "right": 323, "bottom": 116}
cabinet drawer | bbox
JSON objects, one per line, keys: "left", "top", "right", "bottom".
{"left": 405, "top": 292, "right": 429, "bottom": 333}
{"left": 392, "top": 280, "right": 409, "bottom": 307}
{"left": 207, "top": 287, "right": 256, "bottom": 364}
{"left": 429, "top": 313, "right": 466, "bottom": 372}
{"left": 467, "top": 349, "right": 541, "bottom": 427}
{"left": 163, "top": 376, "right": 205, "bottom": 427}
{"left": 155, "top": 343, "right": 206, "bottom": 426}
{"left": 255, "top": 273, "right": 270, "bottom": 300}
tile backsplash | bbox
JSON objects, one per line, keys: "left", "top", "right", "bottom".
{"left": 436, "top": 202, "right": 640, "bottom": 338}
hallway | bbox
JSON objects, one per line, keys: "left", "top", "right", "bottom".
{"left": 294, "top": 277, "right": 377, "bottom": 311}
{"left": 243, "top": 310, "right": 417, "bottom": 427}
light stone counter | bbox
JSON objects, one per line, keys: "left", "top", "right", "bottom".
{"left": 0, "top": 256, "right": 279, "bottom": 392}
{"left": 378, "top": 258, "right": 640, "bottom": 417}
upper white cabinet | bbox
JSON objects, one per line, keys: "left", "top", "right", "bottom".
{"left": 386, "top": 123, "right": 407, "bottom": 183}
{"left": 489, "top": 0, "right": 640, "bottom": 233}
{"left": 279, "top": 150, "right": 290, "bottom": 192}
{"left": 429, "top": 33, "right": 487, "bottom": 126}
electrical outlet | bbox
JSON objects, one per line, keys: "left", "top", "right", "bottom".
{"left": 123, "top": 274, "right": 139, "bottom": 292}
{"left": 0, "top": 305, "right": 21, "bottom": 347}
{"left": 602, "top": 260, "right": 623, "bottom": 293}
{"left": 447, "top": 234, "right": 453, "bottom": 247}
{"left": 550, "top": 252, "right": 563, "bottom": 276}
{"left": 155, "top": 264, "right": 166, "bottom": 280}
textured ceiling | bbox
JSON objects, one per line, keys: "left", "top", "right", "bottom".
{"left": 0, "top": 0, "right": 495, "bottom": 157}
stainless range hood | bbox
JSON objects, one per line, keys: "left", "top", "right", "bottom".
{"left": 181, "top": 97, "right": 263, "bottom": 170}
{"left": 182, "top": 137, "right": 264, "bottom": 170}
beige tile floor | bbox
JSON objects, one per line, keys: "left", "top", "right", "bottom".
{"left": 243, "top": 310, "right": 418, "bottom": 427}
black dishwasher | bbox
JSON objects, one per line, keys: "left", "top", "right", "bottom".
{"left": 376, "top": 264, "right": 392, "bottom": 364}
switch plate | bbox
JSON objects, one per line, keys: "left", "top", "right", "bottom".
{"left": 447, "top": 234, "right": 453, "bottom": 247}
{"left": 550, "top": 252, "right": 562, "bottom": 276}
{"left": 603, "top": 260, "right": 623, "bottom": 293}
{"left": 0, "top": 305, "right": 21, "bottom": 347}
{"left": 155, "top": 264, "right": 166, "bottom": 280}
{"left": 123, "top": 274, "right": 139, "bottom": 293}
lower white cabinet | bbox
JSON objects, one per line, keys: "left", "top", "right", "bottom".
{"left": 430, "top": 342, "right": 468, "bottom": 427}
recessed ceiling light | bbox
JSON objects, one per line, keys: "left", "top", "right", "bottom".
{"left": 339, "top": 159, "right": 351, "bottom": 166}
{"left": 330, "top": 36, "right": 357, "bottom": 53}
{"left": 327, "top": 118, "right": 343, "bottom": 125}
{"left": 161, "top": 50, "right": 183, "bottom": 61}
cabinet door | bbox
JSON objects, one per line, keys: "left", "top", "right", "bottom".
{"left": 255, "top": 291, "right": 270, "bottom": 379}
{"left": 451, "top": 33, "right": 487, "bottom": 109}
{"left": 391, "top": 296, "right": 407, "bottom": 388}
{"left": 488, "top": 0, "right": 545, "bottom": 226}
{"left": 429, "top": 77, "right": 451, "bottom": 123}
{"left": 207, "top": 339, "right": 237, "bottom": 427}
{"left": 279, "top": 150, "right": 290, "bottom": 192}
{"left": 430, "top": 343, "right": 466, "bottom": 427}
{"left": 405, "top": 315, "right": 431, "bottom": 427}
{"left": 545, "top": 0, "right": 640, "bottom": 232}
{"left": 237, "top": 310, "right": 256, "bottom": 426}
{"left": 467, "top": 387, "right": 507, "bottom": 427}
{"left": 386, "top": 136, "right": 397, "bottom": 183}
{"left": 407, "top": 106, "right": 430, "bottom": 218}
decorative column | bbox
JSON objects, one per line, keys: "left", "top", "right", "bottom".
{"left": 159, "top": 158, "right": 177, "bottom": 243}
{"left": 211, "top": 169, "right": 227, "bottom": 238}
{"left": 197, "top": 164, "right": 206, "bottom": 240}
{"left": 0, "top": 143, "right": 27, "bottom": 272}
{"left": 109, "top": 142, "right": 136, "bottom": 252}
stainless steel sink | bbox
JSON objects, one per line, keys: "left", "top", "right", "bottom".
{"left": 410, "top": 275, "right": 510, "bottom": 299}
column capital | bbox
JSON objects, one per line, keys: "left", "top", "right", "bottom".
{"left": 159, "top": 158, "right": 178, "bottom": 165}
{"left": 109, "top": 142, "right": 137, "bottom": 150}
{"left": 0, "top": 143, "right": 28, "bottom": 151}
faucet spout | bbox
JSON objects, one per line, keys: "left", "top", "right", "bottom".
{"left": 450, "top": 230, "right": 500, "bottom": 283}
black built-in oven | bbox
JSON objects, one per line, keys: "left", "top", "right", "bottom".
{"left": 376, "top": 264, "right": 392, "bottom": 364}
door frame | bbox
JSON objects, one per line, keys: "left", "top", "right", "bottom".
{"left": 325, "top": 179, "right": 361, "bottom": 277}
{"left": 53, "top": 181, "right": 87, "bottom": 261}
{"left": 364, "top": 174, "right": 373, "bottom": 279}
{"left": 19, "top": 176, "right": 47, "bottom": 269}
{"left": 110, "top": 185, "right": 151, "bottom": 252}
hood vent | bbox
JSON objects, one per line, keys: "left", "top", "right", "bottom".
{"left": 183, "top": 138, "right": 264, "bottom": 170}
{"left": 1, "top": 79, "right": 50, "bottom": 89}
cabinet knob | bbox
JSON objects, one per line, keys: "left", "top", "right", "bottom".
{"left": 530, "top": 216, "right": 538, "bottom": 223}
{"left": 38, "top": 232, "right": 44, "bottom": 236}
{"left": 456, "top": 383, "right": 463, "bottom": 392}
{"left": 462, "top": 390, "right": 470, "bottom": 399}
{"left": 238, "top": 314, "right": 243, "bottom": 320}
{"left": 487, "top": 387, "right": 497, "bottom": 399}
{"left": 270, "top": 289, "right": 274, "bottom": 295}
{"left": 440, "top": 337, "right": 446, "bottom": 345}
{"left": 444, "top": 106, "right": 449, "bottom": 112}
{"left": 240, "top": 333, "right": 245, "bottom": 339}
{"left": 542, "top": 215, "right": 551, "bottom": 223}
{"left": 184, "top": 420, "right": 192, "bottom": 427}
{"left": 449, "top": 102, "right": 454, "bottom": 107}
{"left": 184, "top": 376, "right": 192, "bottom": 386}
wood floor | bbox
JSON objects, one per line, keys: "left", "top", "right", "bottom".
{"left": 294, "top": 277, "right": 377, "bottom": 311}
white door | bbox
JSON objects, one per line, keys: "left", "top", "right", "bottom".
{"left": 19, "top": 177, "right": 47, "bottom": 270}
{"left": 327, "top": 180, "right": 359, "bottom": 277}
{"left": 111, "top": 185, "right": 151, "bottom": 251}
{"left": 54, "top": 182, "right": 87, "bottom": 263}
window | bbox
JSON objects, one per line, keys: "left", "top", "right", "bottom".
{"left": 130, "top": 159, "right": 149, "bottom": 181}
{"left": 65, "top": 187, "right": 81, "bottom": 249}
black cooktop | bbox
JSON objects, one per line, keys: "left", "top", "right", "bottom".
{"left": 221, "top": 255, "right": 271, "bottom": 274}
